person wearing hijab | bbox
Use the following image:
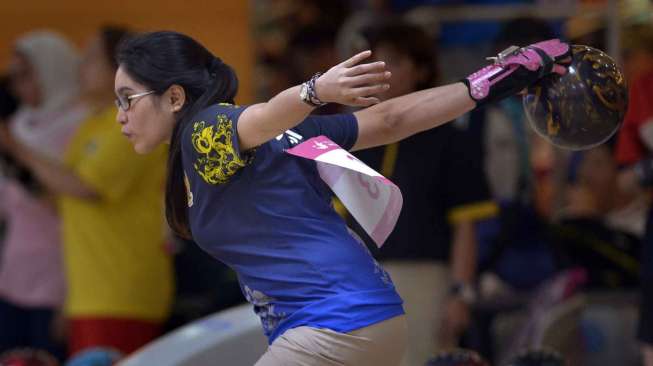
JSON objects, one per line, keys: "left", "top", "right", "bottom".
{"left": 0, "top": 30, "right": 87, "bottom": 360}
{"left": 1, "top": 27, "right": 172, "bottom": 357}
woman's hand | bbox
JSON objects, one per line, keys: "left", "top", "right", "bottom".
{"left": 315, "top": 50, "right": 391, "bottom": 107}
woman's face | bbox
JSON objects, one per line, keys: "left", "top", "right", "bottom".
{"left": 114, "top": 66, "right": 176, "bottom": 154}
{"left": 9, "top": 52, "right": 41, "bottom": 107}
{"left": 80, "top": 35, "right": 115, "bottom": 96}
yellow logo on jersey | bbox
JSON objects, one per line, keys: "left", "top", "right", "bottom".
{"left": 191, "top": 114, "right": 252, "bottom": 185}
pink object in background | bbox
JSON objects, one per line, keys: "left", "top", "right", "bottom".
{"left": 0, "top": 181, "right": 65, "bottom": 307}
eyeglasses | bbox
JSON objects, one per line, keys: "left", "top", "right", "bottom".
{"left": 115, "top": 90, "right": 155, "bottom": 111}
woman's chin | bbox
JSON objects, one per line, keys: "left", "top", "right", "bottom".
{"left": 133, "top": 142, "right": 152, "bottom": 155}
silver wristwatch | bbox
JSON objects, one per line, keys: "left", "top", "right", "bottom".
{"left": 300, "top": 72, "right": 327, "bottom": 107}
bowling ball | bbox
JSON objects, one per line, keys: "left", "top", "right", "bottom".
{"left": 425, "top": 349, "right": 490, "bottom": 366}
{"left": 523, "top": 45, "right": 627, "bottom": 150}
{"left": 504, "top": 348, "right": 566, "bottom": 366}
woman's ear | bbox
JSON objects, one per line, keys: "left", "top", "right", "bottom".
{"left": 167, "top": 84, "right": 186, "bottom": 112}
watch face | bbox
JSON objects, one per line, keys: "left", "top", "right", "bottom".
{"left": 300, "top": 84, "right": 309, "bottom": 100}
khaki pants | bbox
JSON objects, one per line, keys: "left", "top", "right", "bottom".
{"left": 254, "top": 315, "right": 407, "bottom": 366}
{"left": 382, "top": 261, "right": 450, "bottom": 366}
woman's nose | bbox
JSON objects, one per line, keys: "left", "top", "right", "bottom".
{"left": 116, "top": 107, "right": 127, "bottom": 125}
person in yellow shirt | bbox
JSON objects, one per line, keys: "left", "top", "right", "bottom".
{"left": 0, "top": 26, "right": 173, "bottom": 356}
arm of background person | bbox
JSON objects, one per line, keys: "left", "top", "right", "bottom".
{"left": 0, "top": 125, "right": 98, "bottom": 200}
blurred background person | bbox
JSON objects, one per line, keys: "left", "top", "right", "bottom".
{"left": 466, "top": 18, "right": 570, "bottom": 364}
{"left": 0, "top": 26, "right": 173, "bottom": 357}
{"left": 0, "top": 30, "right": 86, "bottom": 361}
{"left": 551, "top": 141, "right": 642, "bottom": 366}
{"left": 555, "top": 143, "right": 641, "bottom": 291}
{"left": 343, "top": 20, "right": 496, "bottom": 366}
{"left": 614, "top": 22, "right": 653, "bottom": 366}
{"left": 0, "top": 76, "right": 18, "bottom": 243}
{"left": 472, "top": 17, "right": 563, "bottom": 291}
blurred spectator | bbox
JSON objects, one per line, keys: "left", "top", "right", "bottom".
{"left": 553, "top": 144, "right": 641, "bottom": 290}
{"left": 0, "top": 76, "right": 19, "bottom": 250}
{"left": 470, "top": 16, "right": 560, "bottom": 299}
{"left": 0, "top": 27, "right": 173, "bottom": 356}
{"left": 470, "top": 17, "right": 645, "bottom": 365}
{"left": 284, "top": 25, "right": 345, "bottom": 115}
{"left": 0, "top": 348, "right": 59, "bottom": 366}
{"left": 254, "top": 56, "right": 294, "bottom": 102}
{"left": 252, "top": 0, "right": 351, "bottom": 62}
{"left": 0, "top": 30, "right": 86, "bottom": 361}
{"left": 345, "top": 20, "right": 496, "bottom": 365}
{"left": 614, "top": 22, "right": 653, "bottom": 366}
{"left": 465, "top": 17, "right": 562, "bottom": 362}
{"left": 480, "top": 17, "right": 557, "bottom": 209}
{"left": 290, "top": 0, "right": 350, "bottom": 31}
{"left": 621, "top": 23, "right": 653, "bottom": 84}
{"left": 0, "top": 77, "right": 19, "bottom": 177}
{"left": 255, "top": 24, "right": 340, "bottom": 103}
{"left": 252, "top": 0, "right": 353, "bottom": 104}
{"left": 286, "top": 25, "right": 340, "bottom": 86}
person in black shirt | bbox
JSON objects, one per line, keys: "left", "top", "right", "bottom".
{"left": 346, "top": 21, "right": 498, "bottom": 365}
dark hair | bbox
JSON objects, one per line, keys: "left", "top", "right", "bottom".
{"left": 100, "top": 25, "right": 132, "bottom": 70}
{"left": 0, "top": 76, "right": 39, "bottom": 193}
{"left": 117, "top": 31, "right": 238, "bottom": 239}
{"left": 362, "top": 21, "right": 439, "bottom": 90}
{"left": 0, "top": 76, "right": 18, "bottom": 120}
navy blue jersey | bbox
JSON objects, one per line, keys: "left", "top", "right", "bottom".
{"left": 181, "top": 103, "right": 403, "bottom": 343}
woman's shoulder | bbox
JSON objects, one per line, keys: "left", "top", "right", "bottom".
{"left": 183, "top": 103, "right": 254, "bottom": 186}
{"left": 192, "top": 102, "right": 247, "bottom": 123}
{"left": 184, "top": 102, "right": 249, "bottom": 151}
{"left": 184, "top": 103, "right": 243, "bottom": 141}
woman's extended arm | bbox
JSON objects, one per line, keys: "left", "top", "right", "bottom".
{"left": 352, "top": 39, "right": 571, "bottom": 151}
{"left": 352, "top": 82, "right": 474, "bottom": 151}
{"left": 237, "top": 50, "right": 391, "bottom": 151}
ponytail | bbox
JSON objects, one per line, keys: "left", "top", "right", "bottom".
{"left": 117, "top": 31, "right": 239, "bottom": 238}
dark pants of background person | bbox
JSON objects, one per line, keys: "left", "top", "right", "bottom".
{"left": 0, "top": 298, "right": 66, "bottom": 361}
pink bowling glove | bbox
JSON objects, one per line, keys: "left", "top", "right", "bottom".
{"left": 463, "top": 39, "right": 571, "bottom": 106}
